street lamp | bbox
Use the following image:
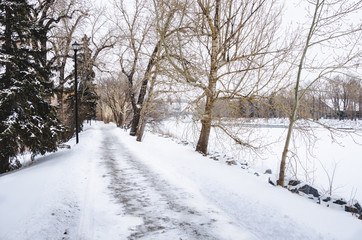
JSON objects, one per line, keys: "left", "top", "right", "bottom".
{"left": 72, "top": 41, "right": 80, "bottom": 144}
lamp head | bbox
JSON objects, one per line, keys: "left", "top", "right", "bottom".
{"left": 72, "top": 41, "right": 80, "bottom": 51}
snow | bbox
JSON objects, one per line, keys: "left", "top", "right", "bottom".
{"left": 159, "top": 117, "right": 362, "bottom": 202}
{"left": 1, "top": 122, "right": 361, "bottom": 239}
{"left": 0, "top": 123, "right": 140, "bottom": 240}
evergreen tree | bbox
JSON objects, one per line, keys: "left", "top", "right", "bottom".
{"left": 78, "top": 35, "right": 98, "bottom": 124}
{"left": 0, "top": 0, "right": 63, "bottom": 173}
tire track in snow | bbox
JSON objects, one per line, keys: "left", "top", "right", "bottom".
{"left": 100, "top": 126, "right": 221, "bottom": 240}
{"left": 77, "top": 154, "right": 96, "bottom": 240}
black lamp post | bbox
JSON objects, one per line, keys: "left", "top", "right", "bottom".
{"left": 72, "top": 41, "right": 80, "bottom": 144}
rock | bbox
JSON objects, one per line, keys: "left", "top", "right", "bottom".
{"left": 288, "top": 180, "right": 301, "bottom": 186}
{"left": 345, "top": 202, "right": 362, "bottom": 216}
{"left": 268, "top": 177, "right": 275, "bottom": 186}
{"left": 298, "top": 184, "right": 320, "bottom": 198}
{"left": 226, "top": 160, "right": 237, "bottom": 166}
{"left": 254, "top": 172, "right": 260, "bottom": 177}
{"left": 264, "top": 169, "right": 272, "bottom": 174}
{"left": 345, "top": 206, "right": 358, "bottom": 214}
{"left": 333, "top": 199, "right": 347, "bottom": 205}
{"left": 290, "top": 188, "right": 298, "bottom": 194}
{"left": 354, "top": 202, "right": 362, "bottom": 212}
{"left": 322, "top": 197, "right": 331, "bottom": 202}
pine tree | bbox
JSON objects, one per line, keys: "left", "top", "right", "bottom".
{"left": 78, "top": 35, "right": 98, "bottom": 124}
{"left": 0, "top": 0, "right": 63, "bottom": 173}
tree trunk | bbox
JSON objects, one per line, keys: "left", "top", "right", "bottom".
{"left": 196, "top": 89, "right": 214, "bottom": 154}
{"left": 122, "top": 105, "right": 127, "bottom": 127}
{"left": 112, "top": 111, "right": 119, "bottom": 127}
{"left": 40, "top": 38, "right": 47, "bottom": 67}
{"left": 136, "top": 118, "right": 146, "bottom": 142}
{"left": 130, "top": 107, "right": 140, "bottom": 136}
{"left": 130, "top": 43, "right": 160, "bottom": 136}
{"left": 136, "top": 62, "right": 158, "bottom": 142}
{"left": 277, "top": 117, "right": 295, "bottom": 186}
{"left": 277, "top": 0, "right": 320, "bottom": 187}
{"left": 119, "top": 111, "right": 124, "bottom": 127}
{"left": 358, "top": 89, "right": 362, "bottom": 119}
{"left": 195, "top": 0, "right": 220, "bottom": 155}
{"left": 196, "top": 117, "right": 212, "bottom": 154}
{"left": 0, "top": 157, "right": 10, "bottom": 174}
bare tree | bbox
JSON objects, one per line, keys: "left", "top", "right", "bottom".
{"left": 277, "top": 0, "right": 362, "bottom": 187}
{"left": 341, "top": 76, "right": 361, "bottom": 120}
{"left": 98, "top": 75, "right": 132, "bottom": 127}
{"left": 114, "top": 0, "right": 152, "bottom": 135}
{"left": 157, "top": 0, "right": 289, "bottom": 155}
{"left": 49, "top": 0, "right": 90, "bottom": 124}
{"left": 31, "top": 0, "right": 69, "bottom": 68}
{"left": 136, "top": 64, "right": 159, "bottom": 141}
{"left": 114, "top": 0, "right": 177, "bottom": 138}
{"left": 47, "top": 0, "right": 114, "bottom": 138}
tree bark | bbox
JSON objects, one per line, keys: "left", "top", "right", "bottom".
{"left": 195, "top": 0, "right": 220, "bottom": 155}
{"left": 136, "top": 65, "right": 158, "bottom": 141}
{"left": 196, "top": 100, "right": 213, "bottom": 154}
{"left": 130, "top": 107, "right": 141, "bottom": 136}
{"left": 277, "top": 0, "right": 320, "bottom": 187}
{"left": 130, "top": 42, "right": 160, "bottom": 136}
{"left": 136, "top": 118, "right": 146, "bottom": 142}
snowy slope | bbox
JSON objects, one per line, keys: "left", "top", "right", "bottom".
{"left": 0, "top": 122, "right": 361, "bottom": 240}
{"left": 159, "top": 118, "right": 362, "bottom": 202}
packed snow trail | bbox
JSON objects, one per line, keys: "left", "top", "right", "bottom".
{"left": 1, "top": 122, "right": 361, "bottom": 240}
{"left": 96, "top": 124, "right": 253, "bottom": 239}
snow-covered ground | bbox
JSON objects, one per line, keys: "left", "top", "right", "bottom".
{"left": 0, "top": 122, "right": 361, "bottom": 239}
{"left": 158, "top": 117, "right": 362, "bottom": 202}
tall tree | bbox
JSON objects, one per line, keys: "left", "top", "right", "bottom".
{"left": 50, "top": 0, "right": 113, "bottom": 138}
{"left": 0, "top": 0, "right": 63, "bottom": 173}
{"left": 31, "top": 0, "right": 68, "bottom": 69}
{"left": 78, "top": 35, "right": 98, "bottom": 122}
{"left": 158, "top": 0, "right": 287, "bottom": 155}
{"left": 49, "top": 0, "right": 89, "bottom": 126}
{"left": 277, "top": 0, "right": 362, "bottom": 186}
{"left": 115, "top": 0, "right": 152, "bottom": 136}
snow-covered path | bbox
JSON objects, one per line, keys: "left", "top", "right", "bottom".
{"left": 0, "top": 123, "right": 251, "bottom": 240}
{"left": 1, "top": 122, "right": 361, "bottom": 240}
{"left": 99, "top": 125, "right": 249, "bottom": 239}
